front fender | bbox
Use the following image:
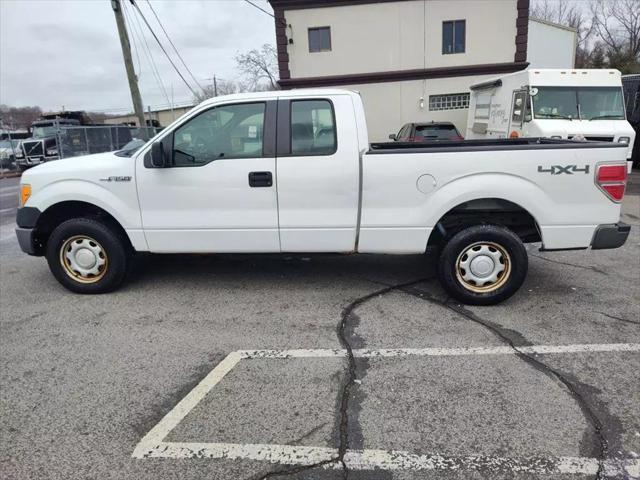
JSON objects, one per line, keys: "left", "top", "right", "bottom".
{"left": 27, "top": 179, "right": 141, "bottom": 230}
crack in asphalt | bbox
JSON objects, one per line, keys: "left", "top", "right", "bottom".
{"left": 397, "top": 283, "right": 611, "bottom": 480}
{"left": 256, "top": 272, "right": 628, "bottom": 479}
{"left": 255, "top": 278, "right": 428, "bottom": 480}
{"left": 597, "top": 311, "right": 640, "bottom": 326}
{"left": 335, "top": 278, "right": 429, "bottom": 479}
{"left": 529, "top": 253, "right": 609, "bottom": 275}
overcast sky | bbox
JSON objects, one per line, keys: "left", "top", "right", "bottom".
{"left": 0, "top": 0, "right": 276, "bottom": 113}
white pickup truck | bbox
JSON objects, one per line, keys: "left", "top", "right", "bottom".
{"left": 16, "top": 89, "right": 630, "bottom": 304}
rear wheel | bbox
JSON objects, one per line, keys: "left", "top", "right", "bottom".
{"left": 46, "top": 218, "right": 130, "bottom": 294}
{"left": 437, "top": 224, "right": 527, "bottom": 305}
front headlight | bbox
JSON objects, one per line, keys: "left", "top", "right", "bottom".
{"left": 46, "top": 148, "right": 58, "bottom": 156}
{"left": 20, "top": 184, "right": 31, "bottom": 206}
{"left": 618, "top": 136, "right": 630, "bottom": 144}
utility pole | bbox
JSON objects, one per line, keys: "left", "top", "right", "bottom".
{"left": 213, "top": 74, "right": 218, "bottom": 97}
{"left": 111, "top": 0, "right": 147, "bottom": 139}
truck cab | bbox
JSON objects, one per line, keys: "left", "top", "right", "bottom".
{"left": 466, "top": 69, "right": 636, "bottom": 171}
{"left": 18, "top": 118, "right": 80, "bottom": 170}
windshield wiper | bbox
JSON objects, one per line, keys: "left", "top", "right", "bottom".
{"left": 589, "top": 115, "right": 624, "bottom": 121}
{"left": 537, "top": 113, "right": 573, "bottom": 120}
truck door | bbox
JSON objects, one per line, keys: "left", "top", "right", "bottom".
{"left": 508, "top": 90, "right": 527, "bottom": 138}
{"left": 275, "top": 95, "right": 360, "bottom": 252}
{"left": 135, "top": 100, "right": 280, "bottom": 252}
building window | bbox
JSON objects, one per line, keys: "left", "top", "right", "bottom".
{"left": 429, "top": 93, "right": 470, "bottom": 111}
{"left": 442, "top": 20, "right": 465, "bottom": 54}
{"left": 308, "top": 27, "right": 331, "bottom": 52}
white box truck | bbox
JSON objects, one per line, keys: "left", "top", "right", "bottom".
{"left": 466, "top": 69, "right": 636, "bottom": 171}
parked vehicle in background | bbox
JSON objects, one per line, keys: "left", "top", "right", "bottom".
{"left": 18, "top": 117, "right": 78, "bottom": 170}
{"left": 622, "top": 74, "right": 639, "bottom": 168}
{"left": 466, "top": 69, "right": 636, "bottom": 172}
{"left": 389, "top": 122, "right": 464, "bottom": 142}
{"left": 17, "top": 111, "right": 132, "bottom": 171}
{"left": 15, "top": 89, "right": 630, "bottom": 304}
{"left": 0, "top": 139, "right": 23, "bottom": 170}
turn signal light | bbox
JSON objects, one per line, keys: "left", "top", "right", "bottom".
{"left": 596, "top": 164, "right": 626, "bottom": 202}
{"left": 20, "top": 184, "right": 31, "bottom": 206}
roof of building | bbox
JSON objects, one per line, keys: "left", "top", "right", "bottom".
{"left": 529, "top": 17, "right": 578, "bottom": 34}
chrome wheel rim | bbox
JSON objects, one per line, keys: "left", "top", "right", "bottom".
{"left": 59, "top": 235, "right": 108, "bottom": 283}
{"left": 455, "top": 241, "right": 511, "bottom": 293}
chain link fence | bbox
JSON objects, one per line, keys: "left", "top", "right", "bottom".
{"left": 56, "top": 126, "right": 158, "bottom": 159}
{"left": 0, "top": 126, "right": 160, "bottom": 175}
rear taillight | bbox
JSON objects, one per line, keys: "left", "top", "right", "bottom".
{"left": 596, "top": 164, "right": 627, "bottom": 202}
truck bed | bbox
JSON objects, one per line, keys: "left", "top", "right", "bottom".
{"left": 368, "top": 137, "right": 628, "bottom": 154}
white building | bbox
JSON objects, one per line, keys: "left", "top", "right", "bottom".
{"left": 268, "top": 0, "right": 574, "bottom": 141}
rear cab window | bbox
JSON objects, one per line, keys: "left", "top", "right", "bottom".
{"left": 290, "top": 100, "right": 337, "bottom": 155}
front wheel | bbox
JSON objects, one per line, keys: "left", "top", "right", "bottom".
{"left": 46, "top": 218, "right": 130, "bottom": 294}
{"left": 437, "top": 224, "right": 528, "bottom": 305}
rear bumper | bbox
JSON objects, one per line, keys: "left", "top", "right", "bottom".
{"left": 591, "top": 223, "right": 631, "bottom": 250}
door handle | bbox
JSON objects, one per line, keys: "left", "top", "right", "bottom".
{"left": 248, "top": 171, "right": 273, "bottom": 187}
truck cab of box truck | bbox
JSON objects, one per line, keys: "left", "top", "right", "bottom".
{"left": 466, "top": 69, "right": 636, "bottom": 171}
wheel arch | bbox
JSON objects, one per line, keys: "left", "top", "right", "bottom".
{"left": 427, "top": 197, "right": 542, "bottom": 247}
{"left": 34, "top": 200, "right": 135, "bottom": 253}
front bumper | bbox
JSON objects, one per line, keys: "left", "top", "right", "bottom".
{"left": 16, "top": 227, "right": 38, "bottom": 255}
{"left": 16, "top": 207, "right": 43, "bottom": 256}
{"left": 591, "top": 223, "right": 631, "bottom": 250}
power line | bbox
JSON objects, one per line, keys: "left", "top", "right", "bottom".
{"left": 243, "top": 0, "right": 286, "bottom": 27}
{"left": 129, "top": 0, "right": 199, "bottom": 97}
{"left": 123, "top": 0, "right": 172, "bottom": 107}
{"left": 143, "top": 0, "right": 205, "bottom": 92}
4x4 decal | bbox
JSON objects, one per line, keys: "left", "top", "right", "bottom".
{"left": 538, "top": 165, "right": 590, "bottom": 175}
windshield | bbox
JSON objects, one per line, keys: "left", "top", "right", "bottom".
{"left": 115, "top": 138, "right": 146, "bottom": 157}
{"left": 532, "top": 86, "right": 625, "bottom": 120}
{"left": 31, "top": 126, "right": 57, "bottom": 138}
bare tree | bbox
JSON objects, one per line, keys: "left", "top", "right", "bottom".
{"left": 0, "top": 105, "right": 43, "bottom": 130}
{"left": 235, "top": 44, "right": 279, "bottom": 91}
{"left": 192, "top": 79, "right": 250, "bottom": 103}
{"left": 590, "top": 0, "right": 640, "bottom": 72}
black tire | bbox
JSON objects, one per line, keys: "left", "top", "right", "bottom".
{"left": 437, "top": 224, "right": 528, "bottom": 305}
{"left": 46, "top": 217, "right": 130, "bottom": 294}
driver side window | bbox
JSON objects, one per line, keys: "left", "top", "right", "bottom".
{"left": 172, "top": 102, "right": 265, "bottom": 166}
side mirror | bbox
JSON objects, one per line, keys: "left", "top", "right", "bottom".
{"left": 388, "top": 133, "right": 396, "bottom": 140}
{"left": 150, "top": 141, "right": 166, "bottom": 168}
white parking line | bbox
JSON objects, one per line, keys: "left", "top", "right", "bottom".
{"left": 133, "top": 343, "right": 640, "bottom": 476}
{"left": 239, "top": 343, "right": 640, "bottom": 359}
{"left": 136, "top": 442, "right": 640, "bottom": 476}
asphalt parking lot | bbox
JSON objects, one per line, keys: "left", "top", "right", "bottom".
{"left": 1, "top": 174, "right": 639, "bottom": 480}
